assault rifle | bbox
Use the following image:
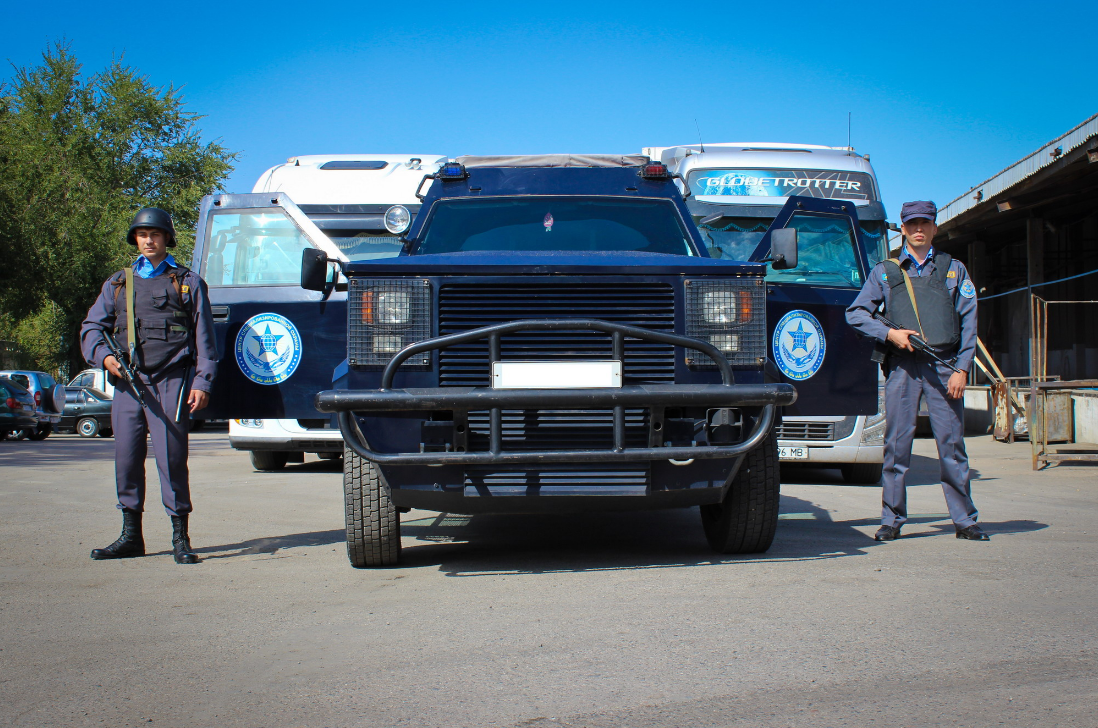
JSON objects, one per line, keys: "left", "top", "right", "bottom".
{"left": 102, "top": 331, "right": 149, "bottom": 409}
{"left": 871, "top": 311, "right": 964, "bottom": 374}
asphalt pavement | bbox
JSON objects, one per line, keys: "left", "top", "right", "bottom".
{"left": 1, "top": 430, "right": 1095, "bottom": 727}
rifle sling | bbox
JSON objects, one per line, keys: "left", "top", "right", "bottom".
{"left": 888, "top": 257, "right": 925, "bottom": 338}
{"left": 124, "top": 266, "right": 137, "bottom": 367}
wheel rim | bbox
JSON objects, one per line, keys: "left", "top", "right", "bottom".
{"left": 78, "top": 419, "right": 96, "bottom": 436}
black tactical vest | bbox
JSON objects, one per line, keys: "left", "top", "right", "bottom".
{"left": 882, "top": 253, "right": 961, "bottom": 351}
{"left": 113, "top": 268, "right": 193, "bottom": 373}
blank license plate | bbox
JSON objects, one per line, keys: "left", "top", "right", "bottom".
{"left": 778, "top": 446, "right": 809, "bottom": 460}
{"left": 491, "top": 361, "right": 622, "bottom": 389}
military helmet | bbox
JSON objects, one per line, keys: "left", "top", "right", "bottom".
{"left": 127, "top": 207, "right": 177, "bottom": 248}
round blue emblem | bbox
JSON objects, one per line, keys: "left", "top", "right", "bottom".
{"left": 234, "top": 313, "right": 302, "bottom": 385}
{"left": 772, "top": 310, "right": 826, "bottom": 381}
{"left": 959, "top": 279, "right": 976, "bottom": 299}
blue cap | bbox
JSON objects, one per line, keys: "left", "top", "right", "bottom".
{"left": 900, "top": 200, "right": 937, "bottom": 224}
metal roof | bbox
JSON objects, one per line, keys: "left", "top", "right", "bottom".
{"left": 937, "top": 112, "right": 1098, "bottom": 226}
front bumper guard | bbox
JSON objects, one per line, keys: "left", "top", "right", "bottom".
{"left": 315, "top": 319, "right": 797, "bottom": 465}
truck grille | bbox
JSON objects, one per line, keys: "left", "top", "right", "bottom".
{"left": 438, "top": 282, "right": 675, "bottom": 386}
{"left": 774, "top": 422, "right": 835, "bottom": 441}
{"left": 464, "top": 463, "right": 650, "bottom": 496}
{"left": 440, "top": 282, "right": 673, "bottom": 456}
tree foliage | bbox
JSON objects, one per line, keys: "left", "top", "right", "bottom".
{"left": 0, "top": 43, "right": 236, "bottom": 376}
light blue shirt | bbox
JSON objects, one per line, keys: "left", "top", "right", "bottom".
{"left": 899, "top": 244, "right": 934, "bottom": 276}
{"left": 133, "top": 253, "right": 178, "bottom": 279}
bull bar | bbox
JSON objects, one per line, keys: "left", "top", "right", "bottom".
{"left": 315, "top": 319, "right": 797, "bottom": 465}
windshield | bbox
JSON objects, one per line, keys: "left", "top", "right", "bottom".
{"left": 697, "top": 212, "right": 866, "bottom": 288}
{"left": 416, "top": 197, "right": 695, "bottom": 256}
{"left": 860, "top": 220, "right": 889, "bottom": 266}
{"left": 327, "top": 230, "right": 402, "bottom": 261}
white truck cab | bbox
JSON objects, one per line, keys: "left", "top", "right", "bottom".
{"left": 224, "top": 154, "right": 446, "bottom": 470}
{"left": 647, "top": 143, "right": 888, "bottom": 483}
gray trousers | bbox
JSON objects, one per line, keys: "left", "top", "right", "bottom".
{"left": 882, "top": 353, "right": 978, "bottom": 528}
{"left": 111, "top": 369, "right": 191, "bottom": 516}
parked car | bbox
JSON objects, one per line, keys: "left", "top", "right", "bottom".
{"left": 0, "top": 370, "right": 66, "bottom": 440}
{"left": 67, "top": 368, "right": 115, "bottom": 398}
{"left": 0, "top": 376, "right": 39, "bottom": 440}
{"left": 58, "top": 387, "right": 114, "bottom": 438}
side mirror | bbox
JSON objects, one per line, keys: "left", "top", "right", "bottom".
{"left": 300, "top": 248, "right": 331, "bottom": 291}
{"left": 769, "top": 228, "right": 798, "bottom": 270}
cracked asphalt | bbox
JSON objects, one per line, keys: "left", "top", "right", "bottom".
{"left": 1, "top": 430, "right": 1095, "bottom": 727}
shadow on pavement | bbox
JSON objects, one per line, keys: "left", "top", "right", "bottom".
{"left": 196, "top": 529, "right": 346, "bottom": 559}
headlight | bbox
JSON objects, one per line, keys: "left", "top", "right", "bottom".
{"left": 703, "top": 290, "right": 737, "bottom": 323}
{"left": 348, "top": 279, "right": 430, "bottom": 367}
{"left": 685, "top": 279, "right": 766, "bottom": 367}
{"left": 376, "top": 290, "right": 410, "bottom": 324}
{"left": 384, "top": 205, "right": 411, "bottom": 234}
{"left": 860, "top": 388, "right": 886, "bottom": 444}
{"left": 235, "top": 419, "right": 263, "bottom": 428}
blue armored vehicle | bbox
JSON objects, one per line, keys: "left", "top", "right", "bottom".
{"left": 195, "top": 155, "right": 877, "bottom": 567}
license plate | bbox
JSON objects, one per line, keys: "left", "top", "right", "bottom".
{"left": 778, "top": 446, "right": 809, "bottom": 461}
{"left": 491, "top": 361, "right": 622, "bottom": 389}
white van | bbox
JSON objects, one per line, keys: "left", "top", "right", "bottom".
{"left": 223, "top": 154, "right": 446, "bottom": 470}
{"left": 648, "top": 143, "right": 889, "bottom": 483}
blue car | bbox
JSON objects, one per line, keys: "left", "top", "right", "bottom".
{"left": 194, "top": 155, "right": 876, "bottom": 567}
{"left": 0, "top": 377, "right": 38, "bottom": 440}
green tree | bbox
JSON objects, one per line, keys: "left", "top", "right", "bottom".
{"left": 0, "top": 43, "right": 236, "bottom": 378}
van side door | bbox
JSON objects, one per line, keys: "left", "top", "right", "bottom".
{"left": 190, "top": 193, "right": 348, "bottom": 420}
{"left": 754, "top": 197, "right": 877, "bottom": 416}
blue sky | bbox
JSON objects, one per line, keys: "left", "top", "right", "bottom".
{"left": 5, "top": 1, "right": 1093, "bottom": 221}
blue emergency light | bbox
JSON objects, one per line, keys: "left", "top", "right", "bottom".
{"left": 437, "top": 162, "right": 468, "bottom": 180}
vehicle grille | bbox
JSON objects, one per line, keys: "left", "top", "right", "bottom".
{"left": 438, "top": 282, "right": 675, "bottom": 387}
{"left": 774, "top": 422, "right": 836, "bottom": 441}
{"left": 466, "top": 408, "right": 649, "bottom": 451}
{"left": 464, "top": 463, "right": 650, "bottom": 496}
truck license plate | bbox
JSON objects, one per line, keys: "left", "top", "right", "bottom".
{"left": 778, "top": 446, "right": 808, "bottom": 461}
{"left": 492, "top": 361, "right": 622, "bottom": 389}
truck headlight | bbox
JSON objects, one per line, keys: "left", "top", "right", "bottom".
{"left": 376, "top": 290, "right": 410, "bottom": 324}
{"left": 685, "top": 279, "right": 766, "bottom": 367}
{"left": 703, "top": 290, "right": 737, "bottom": 323}
{"left": 384, "top": 205, "right": 411, "bottom": 234}
{"left": 349, "top": 279, "right": 430, "bottom": 367}
{"left": 860, "top": 387, "right": 886, "bottom": 444}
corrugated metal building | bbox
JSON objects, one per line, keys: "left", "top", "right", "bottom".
{"left": 932, "top": 112, "right": 1098, "bottom": 380}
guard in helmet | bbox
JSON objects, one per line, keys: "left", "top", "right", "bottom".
{"left": 846, "top": 201, "right": 988, "bottom": 543}
{"left": 80, "top": 207, "right": 218, "bottom": 564}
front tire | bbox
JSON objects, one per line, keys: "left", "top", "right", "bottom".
{"left": 76, "top": 417, "right": 100, "bottom": 438}
{"left": 700, "top": 429, "right": 780, "bottom": 554}
{"left": 344, "top": 447, "right": 400, "bottom": 568}
{"left": 250, "top": 450, "right": 288, "bottom": 471}
{"left": 841, "top": 462, "right": 883, "bottom": 484}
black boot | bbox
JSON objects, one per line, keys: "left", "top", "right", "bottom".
{"left": 91, "top": 508, "right": 145, "bottom": 560}
{"left": 171, "top": 514, "right": 199, "bottom": 564}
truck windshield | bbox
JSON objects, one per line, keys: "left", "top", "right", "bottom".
{"left": 416, "top": 197, "right": 695, "bottom": 256}
{"left": 698, "top": 213, "right": 871, "bottom": 289}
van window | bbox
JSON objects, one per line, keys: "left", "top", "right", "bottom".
{"left": 765, "top": 213, "right": 864, "bottom": 289}
{"left": 203, "top": 210, "right": 314, "bottom": 287}
{"left": 10, "top": 374, "right": 30, "bottom": 390}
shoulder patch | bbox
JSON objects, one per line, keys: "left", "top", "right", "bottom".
{"left": 960, "top": 279, "right": 976, "bottom": 299}
{"left": 947, "top": 270, "right": 956, "bottom": 278}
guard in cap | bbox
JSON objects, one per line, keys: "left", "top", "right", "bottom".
{"left": 80, "top": 207, "right": 219, "bottom": 564}
{"left": 846, "top": 201, "right": 989, "bottom": 542}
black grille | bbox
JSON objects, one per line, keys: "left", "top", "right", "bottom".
{"left": 467, "top": 408, "right": 649, "bottom": 451}
{"left": 438, "top": 282, "right": 675, "bottom": 387}
{"left": 465, "top": 463, "right": 649, "bottom": 496}
{"left": 775, "top": 422, "right": 835, "bottom": 441}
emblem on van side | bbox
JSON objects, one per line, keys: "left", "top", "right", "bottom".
{"left": 234, "top": 312, "right": 303, "bottom": 385}
{"left": 772, "top": 310, "right": 826, "bottom": 381}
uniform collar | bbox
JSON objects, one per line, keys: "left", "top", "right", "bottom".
{"left": 133, "top": 253, "right": 177, "bottom": 279}
{"left": 900, "top": 244, "right": 934, "bottom": 272}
